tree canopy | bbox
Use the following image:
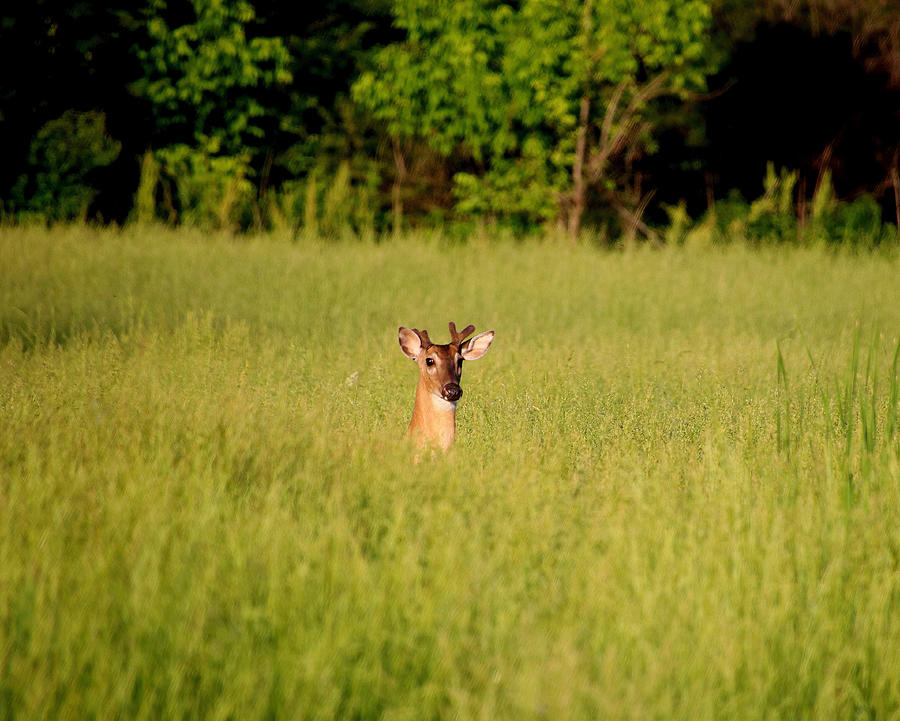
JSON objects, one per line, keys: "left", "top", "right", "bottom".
{"left": 0, "top": 0, "right": 898, "bottom": 239}
{"left": 353, "top": 0, "right": 715, "bottom": 236}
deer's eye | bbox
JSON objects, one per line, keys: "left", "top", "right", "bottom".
{"left": 425, "top": 357, "right": 435, "bottom": 366}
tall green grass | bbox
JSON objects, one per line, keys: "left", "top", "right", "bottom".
{"left": 1, "top": 226, "right": 899, "bottom": 721}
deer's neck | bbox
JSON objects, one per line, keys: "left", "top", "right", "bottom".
{"left": 408, "top": 380, "right": 457, "bottom": 449}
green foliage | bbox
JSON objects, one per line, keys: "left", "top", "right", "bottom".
{"left": 268, "top": 6, "right": 393, "bottom": 176}
{"left": 2, "top": 1, "right": 899, "bottom": 234}
{"left": 701, "top": 164, "right": 897, "bottom": 247}
{"left": 267, "top": 160, "right": 380, "bottom": 239}
{"left": 154, "top": 145, "right": 255, "bottom": 230}
{"left": 812, "top": 186, "right": 884, "bottom": 246}
{"left": 353, "top": 0, "right": 715, "bottom": 230}
{"left": 745, "top": 163, "right": 799, "bottom": 240}
{"left": 10, "top": 110, "right": 120, "bottom": 222}
{"left": 352, "top": 1, "right": 507, "bottom": 159}
{"left": 2, "top": 228, "right": 900, "bottom": 719}
{"left": 131, "top": 150, "right": 160, "bottom": 226}
{"left": 452, "top": 154, "right": 561, "bottom": 229}
{"left": 662, "top": 200, "right": 691, "bottom": 244}
{"left": 133, "top": 0, "right": 292, "bottom": 155}
{"left": 131, "top": 0, "right": 292, "bottom": 227}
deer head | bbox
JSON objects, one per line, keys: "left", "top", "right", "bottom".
{"left": 398, "top": 321, "right": 495, "bottom": 448}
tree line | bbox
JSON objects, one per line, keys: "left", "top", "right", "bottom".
{"left": 1, "top": 0, "right": 898, "bottom": 241}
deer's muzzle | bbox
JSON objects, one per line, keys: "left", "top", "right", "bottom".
{"left": 442, "top": 383, "right": 462, "bottom": 402}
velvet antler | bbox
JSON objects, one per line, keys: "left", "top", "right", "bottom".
{"left": 413, "top": 328, "right": 432, "bottom": 349}
{"left": 449, "top": 322, "right": 476, "bottom": 347}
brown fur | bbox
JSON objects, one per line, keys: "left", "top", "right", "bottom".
{"left": 399, "top": 322, "right": 495, "bottom": 450}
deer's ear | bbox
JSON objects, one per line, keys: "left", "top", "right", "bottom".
{"left": 461, "top": 330, "right": 494, "bottom": 360}
{"left": 398, "top": 327, "right": 423, "bottom": 359}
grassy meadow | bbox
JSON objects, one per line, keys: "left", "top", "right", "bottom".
{"left": 1, "top": 225, "right": 899, "bottom": 721}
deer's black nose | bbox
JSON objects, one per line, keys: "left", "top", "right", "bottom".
{"left": 442, "top": 383, "right": 462, "bottom": 402}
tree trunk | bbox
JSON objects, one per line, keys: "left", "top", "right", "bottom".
{"left": 568, "top": 93, "right": 591, "bottom": 241}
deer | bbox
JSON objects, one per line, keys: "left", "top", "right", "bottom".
{"left": 398, "top": 322, "right": 495, "bottom": 450}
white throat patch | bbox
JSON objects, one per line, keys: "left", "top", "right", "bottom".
{"left": 430, "top": 394, "right": 458, "bottom": 412}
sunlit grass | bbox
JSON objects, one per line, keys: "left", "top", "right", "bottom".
{"left": 1, "top": 225, "right": 899, "bottom": 720}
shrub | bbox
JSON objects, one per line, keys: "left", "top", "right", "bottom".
{"left": 10, "top": 110, "right": 120, "bottom": 222}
